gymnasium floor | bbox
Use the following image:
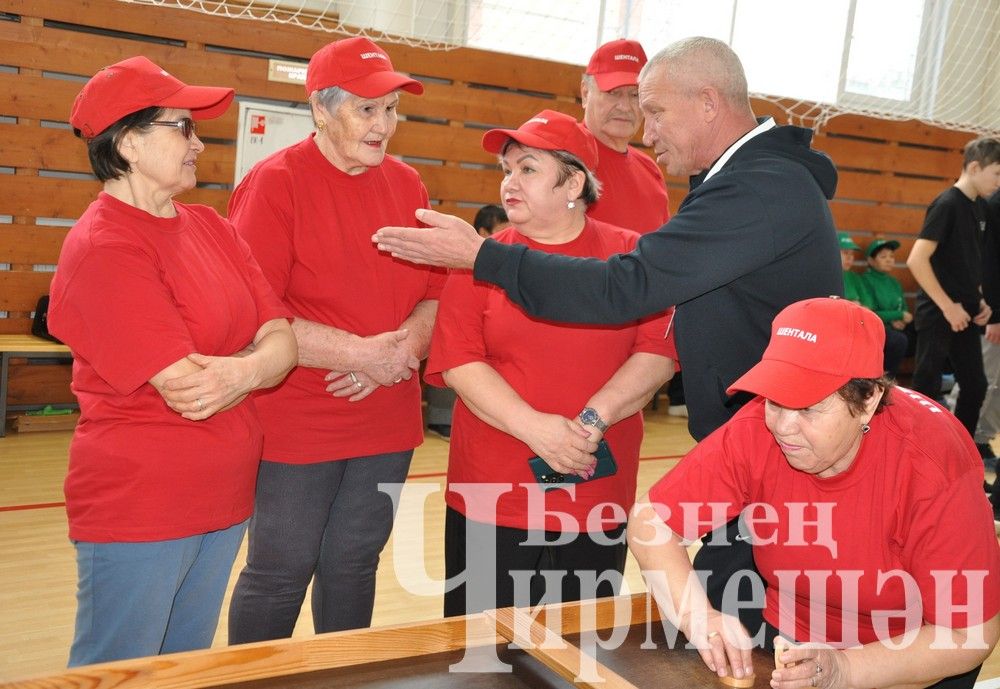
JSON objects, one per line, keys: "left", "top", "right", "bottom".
{"left": 0, "top": 408, "right": 997, "bottom": 685}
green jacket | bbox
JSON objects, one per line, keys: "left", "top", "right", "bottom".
{"left": 861, "top": 268, "right": 908, "bottom": 324}
{"left": 843, "top": 270, "right": 873, "bottom": 307}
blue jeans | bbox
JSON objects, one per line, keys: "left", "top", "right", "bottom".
{"left": 228, "top": 451, "right": 412, "bottom": 643}
{"left": 68, "top": 520, "right": 247, "bottom": 667}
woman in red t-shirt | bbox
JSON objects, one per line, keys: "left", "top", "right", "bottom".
{"left": 629, "top": 298, "right": 999, "bottom": 689}
{"left": 425, "top": 110, "right": 676, "bottom": 616}
{"left": 50, "top": 57, "right": 296, "bottom": 666}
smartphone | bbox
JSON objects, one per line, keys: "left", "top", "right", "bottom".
{"left": 528, "top": 439, "right": 617, "bottom": 490}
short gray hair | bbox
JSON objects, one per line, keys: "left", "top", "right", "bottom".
{"left": 312, "top": 85, "right": 353, "bottom": 114}
{"left": 499, "top": 139, "right": 602, "bottom": 205}
{"left": 641, "top": 37, "right": 750, "bottom": 110}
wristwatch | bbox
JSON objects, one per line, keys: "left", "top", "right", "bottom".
{"left": 579, "top": 407, "right": 608, "bottom": 433}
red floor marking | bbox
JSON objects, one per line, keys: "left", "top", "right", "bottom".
{"left": 0, "top": 455, "right": 687, "bottom": 510}
{"left": 0, "top": 501, "right": 65, "bottom": 512}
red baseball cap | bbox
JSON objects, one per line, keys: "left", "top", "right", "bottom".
{"left": 306, "top": 37, "right": 423, "bottom": 98}
{"left": 586, "top": 39, "right": 647, "bottom": 91}
{"left": 482, "top": 109, "right": 599, "bottom": 171}
{"left": 70, "top": 56, "right": 235, "bottom": 139}
{"left": 727, "top": 297, "right": 885, "bottom": 408}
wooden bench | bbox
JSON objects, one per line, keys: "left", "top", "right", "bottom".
{"left": 0, "top": 334, "right": 73, "bottom": 438}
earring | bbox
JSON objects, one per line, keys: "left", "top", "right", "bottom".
{"left": 861, "top": 423, "right": 870, "bottom": 434}
{"left": 567, "top": 201, "right": 575, "bottom": 209}
{"left": 317, "top": 121, "right": 326, "bottom": 131}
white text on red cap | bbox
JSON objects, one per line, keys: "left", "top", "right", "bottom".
{"left": 359, "top": 52, "right": 388, "bottom": 61}
{"left": 776, "top": 327, "right": 818, "bottom": 343}
{"left": 614, "top": 54, "right": 640, "bottom": 63}
{"left": 527, "top": 117, "right": 549, "bottom": 125}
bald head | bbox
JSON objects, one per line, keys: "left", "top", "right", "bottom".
{"left": 640, "top": 37, "right": 752, "bottom": 114}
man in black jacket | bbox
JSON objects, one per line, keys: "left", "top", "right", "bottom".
{"left": 375, "top": 36, "right": 842, "bottom": 640}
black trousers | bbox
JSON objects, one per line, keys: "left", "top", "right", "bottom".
{"left": 912, "top": 308, "right": 986, "bottom": 437}
{"left": 443, "top": 506, "right": 627, "bottom": 617}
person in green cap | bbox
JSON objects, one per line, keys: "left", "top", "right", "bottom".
{"left": 862, "top": 238, "right": 916, "bottom": 371}
{"left": 841, "top": 233, "right": 909, "bottom": 377}
{"left": 838, "top": 231, "right": 872, "bottom": 304}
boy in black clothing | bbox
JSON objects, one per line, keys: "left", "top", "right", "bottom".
{"left": 907, "top": 137, "right": 1000, "bottom": 438}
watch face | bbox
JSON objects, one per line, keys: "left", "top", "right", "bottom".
{"left": 581, "top": 409, "right": 597, "bottom": 424}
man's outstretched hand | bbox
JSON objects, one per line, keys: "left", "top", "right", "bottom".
{"left": 373, "top": 208, "right": 486, "bottom": 269}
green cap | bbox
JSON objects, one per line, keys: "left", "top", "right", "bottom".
{"left": 837, "top": 232, "right": 861, "bottom": 251}
{"left": 866, "top": 238, "right": 900, "bottom": 257}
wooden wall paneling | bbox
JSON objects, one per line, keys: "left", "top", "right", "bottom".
{"left": 835, "top": 170, "right": 949, "bottom": 207}
{"left": 816, "top": 135, "right": 960, "bottom": 180}
{"left": 0, "top": 72, "right": 80, "bottom": 122}
{"left": 1, "top": 176, "right": 230, "bottom": 219}
{"left": 821, "top": 112, "right": 977, "bottom": 150}
{"left": 0, "top": 226, "right": 68, "bottom": 265}
{"left": 829, "top": 201, "right": 926, "bottom": 234}
{"left": 412, "top": 163, "right": 502, "bottom": 206}
{"left": 394, "top": 120, "right": 496, "bottom": 165}
{"left": 2, "top": 176, "right": 99, "bottom": 220}
{"left": 413, "top": 82, "right": 578, "bottom": 130}
{"left": 0, "top": 271, "right": 55, "bottom": 313}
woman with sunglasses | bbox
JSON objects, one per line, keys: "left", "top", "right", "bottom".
{"left": 49, "top": 56, "right": 296, "bottom": 666}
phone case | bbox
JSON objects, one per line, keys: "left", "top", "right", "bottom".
{"left": 528, "top": 439, "right": 617, "bottom": 490}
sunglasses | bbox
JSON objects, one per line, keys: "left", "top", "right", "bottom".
{"left": 148, "top": 117, "right": 197, "bottom": 139}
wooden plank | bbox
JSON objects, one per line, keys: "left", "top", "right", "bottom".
{"left": 0, "top": 121, "right": 236, "bottom": 184}
{"left": 0, "top": 176, "right": 229, "bottom": 219}
{"left": 834, "top": 170, "right": 946, "bottom": 207}
{"left": 815, "top": 134, "right": 959, "bottom": 180}
{"left": 394, "top": 120, "right": 496, "bottom": 165}
{"left": 411, "top": 162, "right": 502, "bottom": 205}
{"left": 7, "top": 363, "right": 75, "bottom": 406}
{"left": 489, "top": 607, "right": 639, "bottom": 689}
{"left": 11, "top": 412, "right": 78, "bottom": 432}
{"left": 0, "top": 595, "right": 656, "bottom": 689}
{"left": 822, "top": 112, "right": 976, "bottom": 150}
{"left": 0, "top": 225, "right": 68, "bottom": 264}
{"left": 0, "top": 71, "right": 239, "bottom": 140}
{"left": 0, "top": 271, "right": 55, "bottom": 312}
{"left": 0, "top": 335, "right": 70, "bottom": 353}
{"left": 829, "top": 201, "right": 926, "bottom": 235}
{"left": 0, "top": 317, "right": 33, "bottom": 335}
{"left": 412, "top": 81, "right": 575, "bottom": 128}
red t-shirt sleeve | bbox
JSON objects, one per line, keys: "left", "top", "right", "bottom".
{"left": 632, "top": 308, "right": 677, "bottom": 361}
{"left": 424, "top": 269, "right": 487, "bottom": 387}
{"left": 231, "top": 227, "right": 294, "bottom": 326}
{"left": 53, "top": 241, "right": 195, "bottom": 396}
{"left": 902, "top": 477, "right": 1000, "bottom": 628}
{"left": 228, "top": 169, "right": 295, "bottom": 299}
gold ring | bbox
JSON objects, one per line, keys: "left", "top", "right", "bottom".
{"left": 707, "top": 631, "right": 720, "bottom": 639}
{"left": 197, "top": 398, "right": 204, "bottom": 411}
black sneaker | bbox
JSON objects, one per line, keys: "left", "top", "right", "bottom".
{"left": 428, "top": 424, "right": 451, "bottom": 440}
